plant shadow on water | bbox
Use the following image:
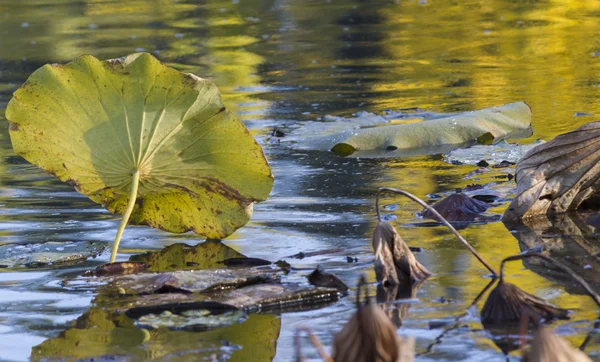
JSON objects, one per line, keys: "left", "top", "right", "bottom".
{"left": 1, "top": 0, "right": 600, "bottom": 361}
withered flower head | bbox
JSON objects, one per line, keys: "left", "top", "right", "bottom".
{"left": 523, "top": 326, "right": 592, "bottom": 362}
{"left": 372, "top": 221, "right": 430, "bottom": 286}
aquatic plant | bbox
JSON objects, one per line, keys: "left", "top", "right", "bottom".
{"left": 5, "top": 53, "right": 273, "bottom": 263}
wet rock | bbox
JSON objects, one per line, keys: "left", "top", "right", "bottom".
{"left": 0, "top": 240, "right": 107, "bottom": 268}
{"left": 66, "top": 268, "right": 280, "bottom": 294}
{"left": 421, "top": 193, "right": 489, "bottom": 222}
{"left": 307, "top": 266, "right": 349, "bottom": 292}
{"left": 122, "top": 283, "right": 340, "bottom": 316}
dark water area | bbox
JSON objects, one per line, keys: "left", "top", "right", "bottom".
{"left": 0, "top": 0, "right": 599, "bottom": 361}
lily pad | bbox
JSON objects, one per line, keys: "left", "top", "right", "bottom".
{"left": 5, "top": 53, "right": 273, "bottom": 262}
{"left": 504, "top": 121, "right": 600, "bottom": 221}
{"left": 0, "top": 241, "right": 107, "bottom": 268}
{"left": 129, "top": 240, "right": 246, "bottom": 272}
{"left": 287, "top": 101, "right": 532, "bottom": 157}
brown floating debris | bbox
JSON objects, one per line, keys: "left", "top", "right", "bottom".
{"left": 420, "top": 192, "right": 489, "bottom": 222}
{"left": 307, "top": 266, "right": 349, "bottom": 293}
{"left": 376, "top": 187, "right": 499, "bottom": 277}
{"left": 222, "top": 257, "right": 272, "bottom": 267}
{"left": 523, "top": 326, "right": 593, "bottom": 362}
{"left": 83, "top": 261, "right": 147, "bottom": 277}
{"left": 504, "top": 121, "right": 600, "bottom": 221}
{"left": 372, "top": 221, "right": 430, "bottom": 286}
{"left": 481, "top": 281, "right": 569, "bottom": 325}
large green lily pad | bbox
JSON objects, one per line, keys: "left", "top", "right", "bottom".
{"left": 5, "top": 53, "right": 273, "bottom": 259}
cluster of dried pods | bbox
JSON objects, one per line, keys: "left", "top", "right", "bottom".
{"left": 296, "top": 187, "right": 599, "bottom": 362}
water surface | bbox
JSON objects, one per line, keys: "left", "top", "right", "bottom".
{"left": 0, "top": 0, "right": 599, "bottom": 361}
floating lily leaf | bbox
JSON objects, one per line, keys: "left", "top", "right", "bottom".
{"left": 5, "top": 53, "right": 273, "bottom": 262}
{"left": 289, "top": 101, "right": 531, "bottom": 157}
{"left": 444, "top": 140, "right": 544, "bottom": 166}
{"left": 504, "top": 121, "right": 600, "bottom": 221}
{"left": 0, "top": 241, "right": 107, "bottom": 268}
{"left": 129, "top": 240, "right": 246, "bottom": 272}
{"left": 420, "top": 192, "right": 489, "bottom": 222}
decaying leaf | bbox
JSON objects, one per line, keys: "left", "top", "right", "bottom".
{"left": 5, "top": 52, "right": 273, "bottom": 262}
{"left": 523, "top": 326, "right": 593, "bottom": 362}
{"left": 420, "top": 192, "right": 489, "bottom": 222}
{"left": 481, "top": 281, "right": 569, "bottom": 325}
{"left": 504, "top": 121, "right": 600, "bottom": 221}
{"left": 307, "top": 266, "right": 349, "bottom": 292}
{"left": 372, "top": 221, "right": 431, "bottom": 286}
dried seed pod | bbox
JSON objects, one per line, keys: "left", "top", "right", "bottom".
{"left": 523, "top": 326, "right": 592, "bottom": 362}
{"left": 421, "top": 192, "right": 489, "bottom": 222}
{"left": 372, "top": 221, "right": 430, "bottom": 286}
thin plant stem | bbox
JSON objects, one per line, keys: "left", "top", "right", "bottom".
{"left": 109, "top": 170, "right": 140, "bottom": 263}
{"left": 377, "top": 187, "right": 499, "bottom": 277}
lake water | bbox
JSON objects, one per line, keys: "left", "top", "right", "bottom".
{"left": 0, "top": 0, "right": 599, "bottom": 361}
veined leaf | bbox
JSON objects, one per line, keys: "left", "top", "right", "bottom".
{"left": 5, "top": 53, "right": 273, "bottom": 262}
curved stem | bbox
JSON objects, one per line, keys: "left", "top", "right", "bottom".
{"left": 500, "top": 253, "right": 600, "bottom": 308}
{"left": 109, "top": 170, "right": 140, "bottom": 263}
{"left": 376, "top": 187, "right": 499, "bottom": 277}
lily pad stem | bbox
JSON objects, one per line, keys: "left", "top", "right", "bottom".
{"left": 110, "top": 170, "right": 140, "bottom": 263}
{"left": 377, "top": 187, "right": 499, "bottom": 277}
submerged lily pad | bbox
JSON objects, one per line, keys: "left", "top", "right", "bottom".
{"left": 444, "top": 140, "right": 544, "bottom": 165}
{"left": 287, "top": 101, "right": 532, "bottom": 157}
{"left": 0, "top": 241, "right": 107, "bottom": 268}
{"left": 136, "top": 309, "right": 247, "bottom": 331}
